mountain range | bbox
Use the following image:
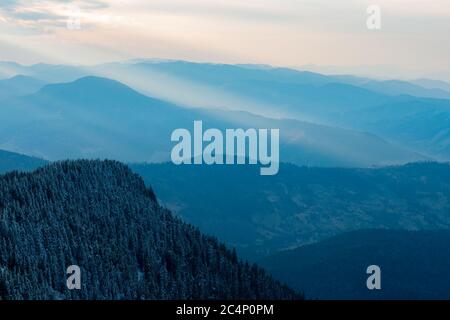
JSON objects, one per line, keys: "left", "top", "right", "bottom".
{"left": 2, "top": 59, "right": 450, "bottom": 299}
{"left": 0, "top": 74, "right": 427, "bottom": 167}
{"left": 1, "top": 60, "right": 450, "bottom": 164}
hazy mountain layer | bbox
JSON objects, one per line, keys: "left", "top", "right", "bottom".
{"left": 0, "top": 149, "right": 47, "bottom": 174}
{"left": 0, "top": 75, "right": 46, "bottom": 100}
{"left": 2, "top": 60, "right": 449, "bottom": 161}
{"left": 0, "top": 76, "right": 424, "bottom": 166}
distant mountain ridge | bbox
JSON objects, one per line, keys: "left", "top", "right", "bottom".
{"left": 84, "top": 61, "right": 450, "bottom": 161}
{"left": 0, "top": 75, "right": 46, "bottom": 100}
{"left": 87, "top": 61, "right": 450, "bottom": 161}
{"left": 358, "top": 79, "right": 450, "bottom": 100}
{"left": 412, "top": 78, "right": 450, "bottom": 92}
{"left": 37, "top": 76, "right": 164, "bottom": 107}
{"left": 0, "top": 149, "right": 47, "bottom": 174}
{"left": 0, "top": 75, "right": 424, "bottom": 167}
{"left": 2, "top": 60, "right": 450, "bottom": 163}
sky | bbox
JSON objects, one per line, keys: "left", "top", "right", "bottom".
{"left": 0, "top": 0, "right": 449, "bottom": 81}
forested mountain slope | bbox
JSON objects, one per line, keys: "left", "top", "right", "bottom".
{"left": 131, "top": 162, "right": 450, "bottom": 259}
{"left": 0, "top": 160, "right": 298, "bottom": 300}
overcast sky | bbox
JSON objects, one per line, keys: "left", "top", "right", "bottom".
{"left": 0, "top": 0, "right": 449, "bottom": 80}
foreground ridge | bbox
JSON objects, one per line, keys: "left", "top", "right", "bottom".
{"left": 0, "top": 160, "right": 300, "bottom": 300}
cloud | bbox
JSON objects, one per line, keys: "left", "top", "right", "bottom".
{"left": 0, "top": 0, "right": 109, "bottom": 10}
{"left": 0, "top": 0, "right": 448, "bottom": 81}
{"left": 0, "top": 0, "right": 110, "bottom": 31}
{"left": 0, "top": 0, "right": 21, "bottom": 9}
{"left": 126, "top": 0, "right": 299, "bottom": 23}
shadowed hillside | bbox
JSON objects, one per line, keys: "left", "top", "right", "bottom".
{"left": 260, "top": 229, "right": 450, "bottom": 300}
{"left": 131, "top": 161, "right": 450, "bottom": 259}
